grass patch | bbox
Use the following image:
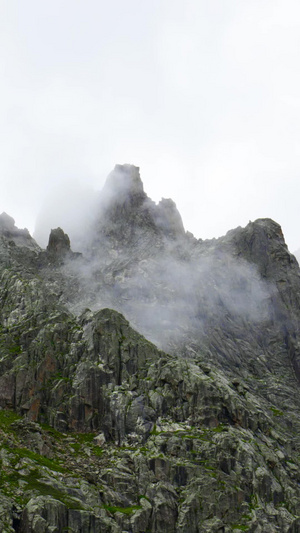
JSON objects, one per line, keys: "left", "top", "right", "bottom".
{"left": 212, "top": 424, "right": 226, "bottom": 433}
{"left": 103, "top": 504, "right": 142, "bottom": 515}
{"left": 92, "top": 446, "right": 103, "bottom": 457}
{"left": 7, "top": 344, "right": 22, "bottom": 354}
{"left": 0, "top": 469, "right": 83, "bottom": 510}
{"left": 139, "top": 495, "right": 151, "bottom": 503}
{"left": 75, "top": 433, "right": 95, "bottom": 445}
{"left": 69, "top": 432, "right": 104, "bottom": 458}
{"left": 0, "top": 409, "right": 21, "bottom": 429}
{"left": 12, "top": 447, "right": 66, "bottom": 473}
{"left": 23, "top": 471, "right": 85, "bottom": 509}
{"left": 270, "top": 406, "right": 284, "bottom": 417}
{"left": 41, "top": 423, "right": 65, "bottom": 441}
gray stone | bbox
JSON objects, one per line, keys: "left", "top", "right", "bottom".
{"left": 1, "top": 165, "right": 300, "bottom": 532}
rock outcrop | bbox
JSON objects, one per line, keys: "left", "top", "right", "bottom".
{"left": 1, "top": 165, "right": 300, "bottom": 531}
{"left": 46, "top": 227, "right": 71, "bottom": 256}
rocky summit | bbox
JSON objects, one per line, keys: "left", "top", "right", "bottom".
{"left": 1, "top": 165, "right": 300, "bottom": 532}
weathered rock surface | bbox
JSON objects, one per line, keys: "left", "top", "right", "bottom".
{"left": 46, "top": 227, "right": 71, "bottom": 256}
{"left": 1, "top": 165, "right": 300, "bottom": 531}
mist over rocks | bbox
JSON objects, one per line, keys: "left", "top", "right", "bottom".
{"left": 98, "top": 165, "right": 185, "bottom": 240}
{"left": 89, "top": 164, "right": 187, "bottom": 252}
{"left": 33, "top": 182, "right": 99, "bottom": 251}
{"left": 36, "top": 165, "right": 300, "bottom": 377}
{"left": 101, "top": 164, "right": 146, "bottom": 204}
{"left": 155, "top": 197, "right": 186, "bottom": 238}
{"left": 34, "top": 164, "right": 187, "bottom": 254}
{"left": 6, "top": 164, "right": 300, "bottom": 364}
{"left": 2, "top": 165, "right": 300, "bottom": 531}
{"left": 40, "top": 166, "right": 284, "bottom": 356}
{"left": 0, "top": 212, "right": 16, "bottom": 232}
{"left": 0, "top": 212, "right": 40, "bottom": 252}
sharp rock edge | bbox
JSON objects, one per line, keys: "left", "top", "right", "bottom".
{"left": 1, "top": 165, "right": 300, "bottom": 532}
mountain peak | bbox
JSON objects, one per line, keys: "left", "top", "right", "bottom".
{"left": 3, "top": 168, "right": 300, "bottom": 532}
{"left": 101, "top": 164, "right": 146, "bottom": 206}
{"left": 0, "top": 211, "right": 40, "bottom": 252}
{"left": 93, "top": 165, "right": 186, "bottom": 247}
{"left": 0, "top": 212, "right": 16, "bottom": 232}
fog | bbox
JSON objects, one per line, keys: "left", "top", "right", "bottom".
{"left": 64, "top": 233, "right": 274, "bottom": 352}
{"left": 36, "top": 165, "right": 275, "bottom": 353}
{"left": 1, "top": 1, "right": 300, "bottom": 251}
{"left": 34, "top": 181, "right": 100, "bottom": 251}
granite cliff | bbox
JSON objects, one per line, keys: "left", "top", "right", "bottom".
{"left": 1, "top": 165, "right": 300, "bottom": 532}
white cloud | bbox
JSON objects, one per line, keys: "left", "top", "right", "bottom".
{"left": 0, "top": 0, "right": 300, "bottom": 250}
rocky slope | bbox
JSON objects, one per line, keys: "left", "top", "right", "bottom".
{"left": 1, "top": 165, "right": 300, "bottom": 531}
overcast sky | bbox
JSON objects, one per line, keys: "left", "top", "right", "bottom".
{"left": 1, "top": 0, "right": 300, "bottom": 251}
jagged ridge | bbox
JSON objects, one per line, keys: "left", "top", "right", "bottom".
{"left": 1, "top": 166, "right": 300, "bottom": 532}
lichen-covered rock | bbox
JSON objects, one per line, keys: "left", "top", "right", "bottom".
{"left": 1, "top": 166, "right": 300, "bottom": 531}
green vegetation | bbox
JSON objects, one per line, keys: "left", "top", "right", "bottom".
{"left": 270, "top": 406, "right": 284, "bottom": 417}
{"left": 0, "top": 409, "right": 21, "bottom": 429}
{"left": 22, "top": 471, "right": 84, "bottom": 509}
{"left": 103, "top": 504, "right": 142, "bottom": 515}
{"left": 0, "top": 465, "right": 83, "bottom": 509}
{"left": 1, "top": 214, "right": 300, "bottom": 533}
{"left": 7, "top": 343, "right": 22, "bottom": 354}
{"left": 10, "top": 447, "right": 66, "bottom": 473}
{"left": 212, "top": 424, "right": 226, "bottom": 433}
{"left": 75, "top": 432, "right": 96, "bottom": 445}
{"left": 41, "top": 423, "right": 65, "bottom": 441}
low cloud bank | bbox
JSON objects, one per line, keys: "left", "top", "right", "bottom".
{"left": 35, "top": 165, "right": 275, "bottom": 352}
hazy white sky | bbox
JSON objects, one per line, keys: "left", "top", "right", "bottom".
{"left": 1, "top": 0, "right": 300, "bottom": 250}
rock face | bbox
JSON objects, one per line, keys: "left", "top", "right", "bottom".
{"left": 1, "top": 164, "right": 300, "bottom": 532}
{"left": 0, "top": 212, "right": 39, "bottom": 252}
{"left": 46, "top": 227, "right": 71, "bottom": 256}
